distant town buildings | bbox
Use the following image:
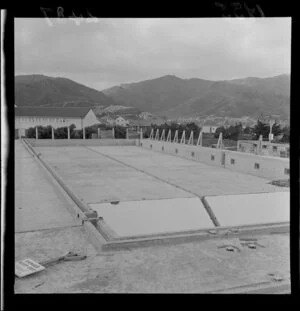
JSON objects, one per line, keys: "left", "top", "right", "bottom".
{"left": 237, "top": 140, "right": 290, "bottom": 158}
{"left": 114, "top": 116, "right": 130, "bottom": 127}
{"left": 201, "top": 121, "right": 219, "bottom": 133}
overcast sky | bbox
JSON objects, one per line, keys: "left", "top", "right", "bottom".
{"left": 15, "top": 17, "right": 291, "bottom": 91}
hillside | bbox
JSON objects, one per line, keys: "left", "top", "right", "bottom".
{"left": 15, "top": 74, "right": 115, "bottom": 108}
{"left": 15, "top": 73, "right": 290, "bottom": 120}
{"left": 102, "top": 74, "right": 290, "bottom": 119}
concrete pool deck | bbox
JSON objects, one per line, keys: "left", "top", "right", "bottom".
{"left": 15, "top": 141, "right": 290, "bottom": 293}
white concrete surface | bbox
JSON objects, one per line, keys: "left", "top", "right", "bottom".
{"left": 87, "top": 146, "right": 287, "bottom": 197}
{"left": 15, "top": 141, "right": 78, "bottom": 232}
{"left": 89, "top": 198, "right": 214, "bottom": 237}
{"left": 206, "top": 192, "right": 289, "bottom": 227}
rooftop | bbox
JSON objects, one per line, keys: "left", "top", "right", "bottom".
{"left": 15, "top": 107, "right": 92, "bottom": 118}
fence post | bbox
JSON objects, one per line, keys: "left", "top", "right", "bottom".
{"left": 98, "top": 128, "right": 101, "bottom": 139}
{"left": 160, "top": 129, "right": 165, "bottom": 141}
{"left": 173, "top": 130, "right": 178, "bottom": 143}
{"left": 197, "top": 131, "right": 203, "bottom": 146}
{"left": 52, "top": 126, "right": 54, "bottom": 140}
{"left": 257, "top": 135, "right": 263, "bottom": 155}
{"left": 188, "top": 131, "right": 194, "bottom": 145}
{"left": 112, "top": 127, "right": 115, "bottom": 139}
{"left": 67, "top": 127, "right": 70, "bottom": 140}
{"left": 180, "top": 131, "right": 185, "bottom": 144}
{"left": 155, "top": 129, "right": 160, "bottom": 140}
{"left": 166, "top": 129, "right": 171, "bottom": 142}
{"left": 83, "top": 127, "right": 86, "bottom": 140}
{"left": 149, "top": 128, "right": 154, "bottom": 140}
{"left": 126, "top": 128, "right": 129, "bottom": 139}
{"left": 217, "top": 132, "right": 223, "bottom": 149}
{"left": 140, "top": 129, "right": 143, "bottom": 140}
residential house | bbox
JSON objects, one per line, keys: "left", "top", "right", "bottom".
{"left": 114, "top": 116, "right": 129, "bottom": 127}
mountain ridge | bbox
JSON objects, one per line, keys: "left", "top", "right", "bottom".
{"left": 15, "top": 73, "right": 290, "bottom": 119}
{"left": 102, "top": 74, "right": 290, "bottom": 119}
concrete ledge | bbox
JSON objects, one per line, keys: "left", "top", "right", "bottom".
{"left": 139, "top": 139, "right": 289, "bottom": 180}
{"left": 140, "top": 139, "right": 225, "bottom": 168}
{"left": 101, "top": 222, "right": 289, "bottom": 251}
{"left": 26, "top": 138, "right": 137, "bottom": 147}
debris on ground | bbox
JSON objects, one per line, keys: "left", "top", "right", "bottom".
{"left": 268, "top": 179, "right": 289, "bottom": 187}
{"left": 218, "top": 245, "right": 241, "bottom": 252}
{"left": 110, "top": 201, "right": 120, "bottom": 205}
{"left": 15, "top": 251, "right": 87, "bottom": 278}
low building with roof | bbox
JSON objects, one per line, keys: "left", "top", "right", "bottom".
{"left": 237, "top": 140, "right": 290, "bottom": 158}
{"left": 114, "top": 116, "right": 130, "bottom": 127}
{"left": 129, "top": 118, "right": 167, "bottom": 131}
{"left": 15, "top": 107, "right": 99, "bottom": 137}
{"left": 201, "top": 121, "right": 219, "bottom": 133}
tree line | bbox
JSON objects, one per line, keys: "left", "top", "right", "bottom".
{"left": 214, "top": 121, "right": 289, "bottom": 143}
{"left": 25, "top": 120, "right": 290, "bottom": 143}
{"left": 26, "top": 124, "right": 127, "bottom": 139}
{"left": 144, "top": 121, "right": 289, "bottom": 143}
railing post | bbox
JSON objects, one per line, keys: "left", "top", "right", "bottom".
{"left": 188, "top": 131, "right": 194, "bottom": 145}
{"left": 197, "top": 131, "right": 203, "bottom": 146}
{"left": 257, "top": 135, "right": 263, "bottom": 155}
{"left": 166, "top": 129, "right": 171, "bottom": 142}
{"left": 112, "top": 127, "right": 115, "bottom": 139}
{"left": 140, "top": 129, "right": 143, "bottom": 140}
{"left": 173, "top": 130, "right": 178, "bottom": 143}
{"left": 149, "top": 128, "right": 154, "bottom": 140}
{"left": 160, "top": 129, "right": 165, "bottom": 141}
{"left": 217, "top": 132, "right": 223, "bottom": 149}
{"left": 155, "top": 129, "right": 160, "bottom": 140}
{"left": 180, "top": 130, "right": 185, "bottom": 144}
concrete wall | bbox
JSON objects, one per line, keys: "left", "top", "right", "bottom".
{"left": 139, "top": 139, "right": 290, "bottom": 180}
{"left": 27, "top": 138, "right": 137, "bottom": 147}
{"left": 224, "top": 150, "right": 289, "bottom": 180}
{"left": 140, "top": 139, "right": 225, "bottom": 168}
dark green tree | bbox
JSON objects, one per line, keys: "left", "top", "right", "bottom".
{"left": 243, "top": 126, "right": 252, "bottom": 135}
{"left": 253, "top": 120, "right": 270, "bottom": 139}
{"left": 214, "top": 126, "right": 227, "bottom": 139}
{"left": 280, "top": 126, "right": 290, "bottom": 143}
{"left": 114, "top": 126, "right": 126, "bottom": 138}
